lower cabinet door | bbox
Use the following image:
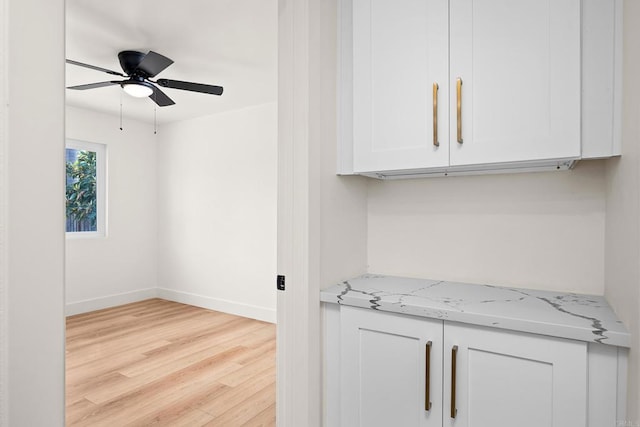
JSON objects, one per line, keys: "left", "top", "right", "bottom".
{"left": 341, "top": 306, "right": 443, "bottom": 427}
{"left": 443, "top": 323, "right": 587, "bottom": 427}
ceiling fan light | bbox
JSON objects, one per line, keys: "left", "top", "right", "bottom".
{"left": 122, "top": 82, "right": 154, "bottom": 98}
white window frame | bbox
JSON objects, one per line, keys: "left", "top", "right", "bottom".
{"left": 65, "top": 139, "right": 107, "bottom": 238}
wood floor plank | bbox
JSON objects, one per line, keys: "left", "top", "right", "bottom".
{"left": 237, "top": 325, "right": 277, "bottom": 350}
{"left": 217, "top": 347, "right": 276, "bottom": 387}
{"left": 66, "top": 371, "right": 129, "bottom": 406}
{"left": 197, "top": 364, "right": 275, "bottom": 417}
{"left": 67, "top": 302, "right": 210, "bottom": 341}
{"left": 80, "top": 370, "right": 231, "bottom": 427}
{"left": 128, "top": 407, "right": 216, "bottom": 427}
{"left": 204, "top": 381, "right": 276, "bottom": 426}
{"left": 66, "top": 339, "right": 172, "bottom": 382}
{"left": 84, "top": 348, "right": 246, "bottom": 404}
{"left": 118, "top": 318, "right": 262, "bottom": 378}
{"left": 66, "top": 299, "right": 276, "bottom": 427}
{"left": 66, "top": 299, "right": 186, "bottom": 331}
{"left": 232, "top": 338, "right": 277, "bottom": 366}
{"left": 67, "top": 308, "right": 218, "bottom": 352}
{"left": 65, "top": 398, "right": 99, "bottom": 426}
{"left": 242, "top": 403, "right": 277, "bottom": 427}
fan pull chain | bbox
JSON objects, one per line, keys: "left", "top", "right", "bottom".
{"left": 119, "top": 91, "right": 123, "bottom": 131}
{"left": 153, "top": 90, "right": 158, "bottom": 135}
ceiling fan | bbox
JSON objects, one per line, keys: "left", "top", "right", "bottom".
{"left": 66, "top": 50, "right": 224, "bottom": 107}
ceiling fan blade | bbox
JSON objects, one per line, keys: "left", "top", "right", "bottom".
{"left": 67, "top": 81, "right": 122, "bottom": 90}
{"left": 156, "top": 79, "right": 224, "bottom": 96}
{"left": 149, "top": 85, "right": 175, "bottom": 107}
{"left": 135, "top": 51, "right": 174, "bottom": 78}
{"left": 66, "top": 59, "right": 124, "bottom": 77}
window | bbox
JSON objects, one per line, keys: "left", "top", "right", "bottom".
{"left": 65, "top": 140, "right": 106, "bottom": 237}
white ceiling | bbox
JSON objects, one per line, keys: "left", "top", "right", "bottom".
{"left": 65, "top": 0, "right": 277, "bottom": 124}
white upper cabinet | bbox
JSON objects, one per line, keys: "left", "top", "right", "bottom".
{"left": 352, "top": 0, "right": 449, "bottom": 172}
{"left": 449, "top": 0, "right": 580, "bottom": 166}
{"left": 339, "top": 0, "right": 623, "bottom": 178}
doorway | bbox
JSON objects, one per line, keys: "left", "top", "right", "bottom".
{"left": 64, "top": 0, "right": 278, "bottom": 425}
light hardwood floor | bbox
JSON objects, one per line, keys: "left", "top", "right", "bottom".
{"left": 66, "top": 298, "right": 276, "bottom": 426}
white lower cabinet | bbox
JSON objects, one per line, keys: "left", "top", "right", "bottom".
{"left": 443, "top": 323, "right": 586, "bottom": 427}
{"left": 341, "top": 306, "right": 443, "bottom": 427}
{"left": 339, "top": 306, "right": 589, "bottom": 427}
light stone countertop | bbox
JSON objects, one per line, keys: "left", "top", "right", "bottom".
{"left": 321, "top": 274, "right": 630, "bottom": 348}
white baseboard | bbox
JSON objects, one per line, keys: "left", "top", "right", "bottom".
{"left": 66, "top": 288, "right": 158, "bottom": 316}
{"left": 157, "top": 288, "right": 276, "bottom": 324}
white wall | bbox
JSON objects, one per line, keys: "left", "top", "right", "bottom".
{"left": 65, "top": 106, "right": 158, "bottom": 315}
{"left": 604, "top": 0, "right": 640, "bottom": 420}
{"left": 157, "top": 102, "right": 277, "bottom": 322}
{"left": 368, "top": 161, "right": 606, "bottom": 294}
{"left": 65, "top": 103, "right": 279, "bottom": 323}
{"left": 3, "top": 0, "right": 66, "bottom": 424}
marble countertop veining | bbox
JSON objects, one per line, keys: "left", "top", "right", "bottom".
{"left": 321, "top": 274, "right": 630, "bottom": 348}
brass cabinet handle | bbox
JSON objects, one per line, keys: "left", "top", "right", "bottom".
{"left": 451, "top": 345, "right": 458, "bottom": 418}
{"left": 456, "top": 78, "right": 463, "bottom": 143}
{"left": 425, "top": 341, "right": 432, "bottom": 411}
{"left": 433, "top": 83, "right": 439, "bottom": 147}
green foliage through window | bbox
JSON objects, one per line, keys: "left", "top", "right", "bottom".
{"left": 66, "top": 149, "right": 97, "bottom": 232}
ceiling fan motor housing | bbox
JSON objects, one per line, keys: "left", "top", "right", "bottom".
{"left": 118, "top": 51, "right": 148, "bottom": 77}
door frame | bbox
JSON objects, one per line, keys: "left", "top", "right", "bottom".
{"left": 277, "top": 0, "right": 321, "bottom": 424}
{"left": 0, "top": 0, "right": 8, "bottom": 421}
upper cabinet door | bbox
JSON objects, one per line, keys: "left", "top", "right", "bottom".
{"left": 449, "top": 0, "right": 581, "bottom": 166}
{"left": 352, "top": 0, "right": 449, "bottom": 173}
